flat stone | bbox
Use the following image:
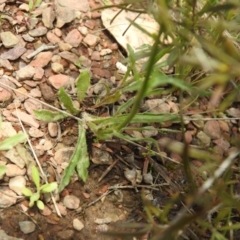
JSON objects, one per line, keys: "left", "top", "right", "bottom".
{"left": 19, "top": 221, "right": 36, "bottom": 234}
{"left": 0, "top": 188, "right": 17, "bottom": 208}
{"left": 85, "top": 20, "right": 95, "bottom": 30}
{"left": 42, "top": 6, "right": 55, "bottom": 29}
{"left": 9, "top": 176, "right": 26, "bottom": 195}
{"left": 0, "top": 122, "right": 17, "bottom": 138}
{"left": 55, "top": 4, "right": 76, "bottom": 28}
{"left": 197, "top": 131, "right": 211, "bottom": 147}
{"left": 83, "top": 34, "right": 99, "bottom": 47}
{"left": 28, "top": 26, "right": 48, "bottom": 37}
{"left": 22, "top": 33, "right": 35, "bottom": 42}
{"left": 47, "top": 32, "right": 61, "bottom": 44}
{"left": 30, "top": 88, "right": 41, "bottom": 98}
{"left": 48, "top": 74, "right": 70, "bottom": 89}
{"left": 144, "top": 99, "right": 171, "bottom": 114}
{"left": 54, "top": 147, "right": 74, "bottom": 164}
{"left": 100, "top": 48, "right": 112, "bottom": 56}
{"left": 33, "top": 67, "right": 44, "bottom": 80}
{"left": 16, "top": 65, "right": 35, "bottom": 80}
{"left": 48, "top": 122, "right": 58, "bottom": 137}
{"left": 78, "top": 26, "right": 88, "bottom": 36}
{"left": 12, "top": 110, "right": 39, "bottom": 128}
{"left": 73, "top": 218, "right": 84, "bottom": 231}
{"left": 1, "top": 31, "right": 19, "bottom": 48}
{"left": 39, "top": 83, "right": 56, "bottom": 102}
{"left": 57, "top": 230, "right": 74, "bottom": 240}
{"left": 30, "top": 52, "right": 53, "bottom": 68}
{"left": 63, "top": 195, "right": 80, "bottom": 209}
{"left": 57, "top": 0, "right": 89, "bottom": 12}
{"left": 91, "top": 51, "right": 100, "bottom": 61}
{"left": 191, "top": 114, "right": 204, "bottom": 129}
{"left": 0, "top": 58, "right": 14, "bottom": 70}
{"left": 203, "top": 120, "right": 221, "bottom": 139}
{"left": 28, "top": 127, "right": 44, "bottom": 138}
{"left": 58, "top": 41, "right": 72, "bottom": 51}
{"left": 64, "top": 29, "right": 82, "bottom": 47}
{"left": 51, "top": 62, "right": 64, "bottom": 73}
{"left": 59, "top": 51, "right": 78, "bottom": 64}
{"left": 6, "top": 164, "right": 26, "bottom": 177}
{"left": 0, "top": 88, "right": 12, "bottom": 105}
{"left": 0, "top": 46, "right": 27, "bottom": 60}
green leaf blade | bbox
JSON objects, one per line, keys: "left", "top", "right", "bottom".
{"left": 40, "top": 182, "right": 58, "bottom": 193}
{"left": 0, "top": 133, "right": 27, "bottom": 151}
{"left": 31, "top": 166, "right": 40, "bottom": 190}
{"left": 76, "top": 69, "right": 90, "bottom": 102}
{"left": 34, "top": 110, "right": 67, "bottom": 122}
{"left": 58, "top": 87, "right": 80, "bottom": 115}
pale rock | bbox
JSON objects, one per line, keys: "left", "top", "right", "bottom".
{"left": 0, "top": 188, "right": 17, "bottom": 208}
{"left": 57, "top": 230, "right": 74, "bottom": 240}
{"left": 0, "top": 122, "right": 16, "bottom": 137}
{"left": 53, "top": 28, "right": 62, "bottom": 37}
{"left": 12, "top": 110, "right": 39, "bottom": 128}
{"left": 144, "top": 99, "right": 171, "bottom": 114}
{"left": 57, "top": 0, "right": 89, "bottom": 12}
{"left": 100, "top": 48, "right": 112, "bottom": 56}
{"left": 1, "top": 31, "right": 19, "bottom": 48}
{"left": 47, "top": 32, "right": 61, "bottom": 44}
{"left": 55, "top": 4, "right": 76, "bottom": 28}
{"left": 40, "top": 205, "right": 52, "bottom": 216}
{"left": 28, "top": 127, "right": 44, "bottom": 138}
{"left": 48, "top": 122, "right": 58, "bottom": 137}
{"left": 51, "top": 62, "right": 64, "bottom": 73}
{"left": 22, "top": 34, "right": 35, "bottom": 42}
{"left": 5, "top": 148, "right": 25, "bottom": 168}
{"left": 24, "top": 98, "right": 42, "bottom": 115}
{"left": 28, "top": 26, "right": 48, "bottom": 37}
{"left": 73, "top": 218, "right": 84, "bottom": 231}
{"left": 30, "top": 51, "right": 53, "bottom": 68}
{"left": 64, "top": 29, "right": 82, "bottom": 47}
{"left": 197, "top": 131, "right": 211, "bottom": 147}
{"left": 0, "top": 58, "right": 13, "bottom": 70}
{"left": 6, "top": 164, "right": 26, "bottom": 177}
{"left": 9, "top": 176, "right": 26, "bottom": 195}
{"left": 83, "top": 34, "right": 99, "bottom": 47}
{"left": 16, "top": 65, "right": 35, "bottom": 80}
{"left": 30, "top": 88, "right": 41, "bottom": 98}
{"left": 48, "top": 74, "right": 70, "bottom": 89}
{"left": 78, "top": 26, "right": 88, "bottom": 36}
{"left": 58, "top": 51, "right": 78, "bottom": 64}
{"left": 19, "top": 221, "right": 36, "bottom": 234}
{"left": 58, "top": 41, "right": 72, "bottom": 51}
{"left": 203, "top": 121, "right": 221, "bottom": 139}
{"left": 33, "top": 66, "right": 44, "bottom": 80}
{"left": 54, "top": 147, "right": 74, "bottom": 164}
{"left": 191, "top": 114, "right": 204, "bottom": 129}
{"left": 142, "top": 127, "right": 158, "bottom": 138}
{"left": 42, "top": 6, "right": 55, "bottom": 29}
{"left": 63, "top": 195, "right": 80, "bottom": 209}
{"left": 0, "top": 46, "right": 27, "bottom": 60}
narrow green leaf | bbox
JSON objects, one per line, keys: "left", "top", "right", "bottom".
{"left": 58, "top": 87, "right": 80, "bottom": 115}
{"left": 30, "top": 192, "right": 40, "bottom": 205}
{"left": 0, "top": 133, "right": 27, "bottom": 151}
{"left": 76, "top": 124, "right": 90, "bottom": 182}
{"left": 31, "top": 166, "right": 40, "bottom": 190}
{"left": 28, "top": 0, "right": 34, "bottom": 11}
{"left": 40, "top": 182, "right": 58, "bottom": 193}
{"left": 0, "top": 165, "right": 6, "bottom": 178}
{"left": 114, "top": 98, "right": 135, "bottom": 115}
{"left": 34, "top": 109, "right": 67, "bottom": 122}
{"left": 76, "top": 69, "right": 90, "bottom": 102}
{"left": 59, "top": 122, "right": 89, "bottom": 192}
{"left": 22, "top": 187, "right": 33, "bottom": 197}
{"left": 37, "top": 200, "right": 45, "bottom": 210}
{"left": 94, "top": 91, "right": 121, "bottom": 108}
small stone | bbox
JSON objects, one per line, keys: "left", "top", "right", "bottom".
{"left": 78, "top": 26, "right": 88, "bottom": 36}
{"left": 48, "top": 122, "right": 58, "bottom": 137}
{"left": 19, "top": 221, "right": 36, "bottom": 234}
{"left": 55, "top": 4, "right": 75, "bottom": 28}
{"left": 85, "top": 20, "right": 95, "bottom": 29}
{"left": 1, "top": 46, "right": 27, "bottom": 60}
{"left": 30, "top": 88, "right": 41, "bottom": 98}
{"left": 63, "top": 195, "right": 80, "bottom": 209}
{"left": 53, "top": 28, "right": 62, "bottom": 37}
{"left": 203, "top": 121, "right": 221, "bottom": 139}
{"left": 39, "top": 83, "right": 56, "bottom": 102}
{"left": 197, "top": 131, "right": 211, "bottom": 147}
{"left": 46, "top": 32, "right": 61, "bottom": 44}
{"left": 54, "top": 147, "right": 74, "bottom": 164}
{"left": 51, "top": 62, "right": 64, "bottom": 73}
{"left": 48, "top": 74, "right": 70, "bottom": 89}
{"left": 91, "top": 51, "right": 100, "bottom": 61}
{"left": 83, "top": 34, "right": 99, "bottom": 47}
{"left": 0, "top": 229, "right": 23, "bottom": 240}
{"left": 218, "top": 120, "right": 229, "bottom": 132}
{"left": 5, "top": 149, "right": 25, "bottom": 168}
{"left": 22, "top": 33, "right": 35, "bottom": 42}
{"left": 0, "top": 188, "right": 17, "bottom": 208}
{"left": 191, "top": 114, "right": 204, "bottom": 129}
{"left": 0, "top": 122, "right": 17, "bottom": 137}
{"left": 40, "top": 205, "right": 52, "bottom": 216}
{"left": 73, "top": 218, "right": 84, "bottom": 231}
{"left": 1, "top": 31, "right": 19, "bottom": 48}
{"left": 64, "top": 29, "right": 82, "bottom": 47}
{"left": 16, "top": 65, "right": 35, "bottom": 80}
{"left": 100, "top": 48, "right": 112, "bottom": 56}
{"left": 28, "top": 26, "right": 48, "bottom": 37}
{"left": 58, "top": 41, "right": 72, "bottom": 51}
{"left": 57, "top": 230, "right": 74, "bottom": 240}
{"left": 30, "top": 51, "right": 53, "bottom": 68}
{"left": 33, "top": 67, "right": 44, "bottom": 80}
{"left": 0, "top": 58, "right": 14, "bottom": 70}
{"left": 9, "top": 176, "right": 26, "bottom": 195}
{"left": 59, "top": 51, "right": 78, "bottom": 64}
{"left": 213, "top": 138, "right": 230, "bottom": 152}
{"left": 6, "top": 164, "right": 26, "bottom": 177}
{"left": 12, "top": 110, "right": 39, "bottom": 128}
{"left": 142, "top": 127, "right": 158, "bottom": 138}
{"left": 42, "top": 6, "right": 55, "bottom": 29}
{"left": 0, "top": 88, "right": 12, "bottom": 105}
{"left": 144, "top": 99, "right": 171, "bottom": 114}
{"left": 28, "top": 127, "right": 44, "bottom": 138}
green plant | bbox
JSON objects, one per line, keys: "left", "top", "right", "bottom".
{"left": 28, "top": 0, "right": 42, "bottom": 12}
{"left": 22, "top": 165, "right": 58, "bottom": 210}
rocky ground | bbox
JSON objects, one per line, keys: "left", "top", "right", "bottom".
{"left": 0, "top": 0, "right": 240, "bottom": 240}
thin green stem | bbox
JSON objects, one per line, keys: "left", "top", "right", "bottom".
{"left": 115, "top": 30, "right": 162, "bottom": 131}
